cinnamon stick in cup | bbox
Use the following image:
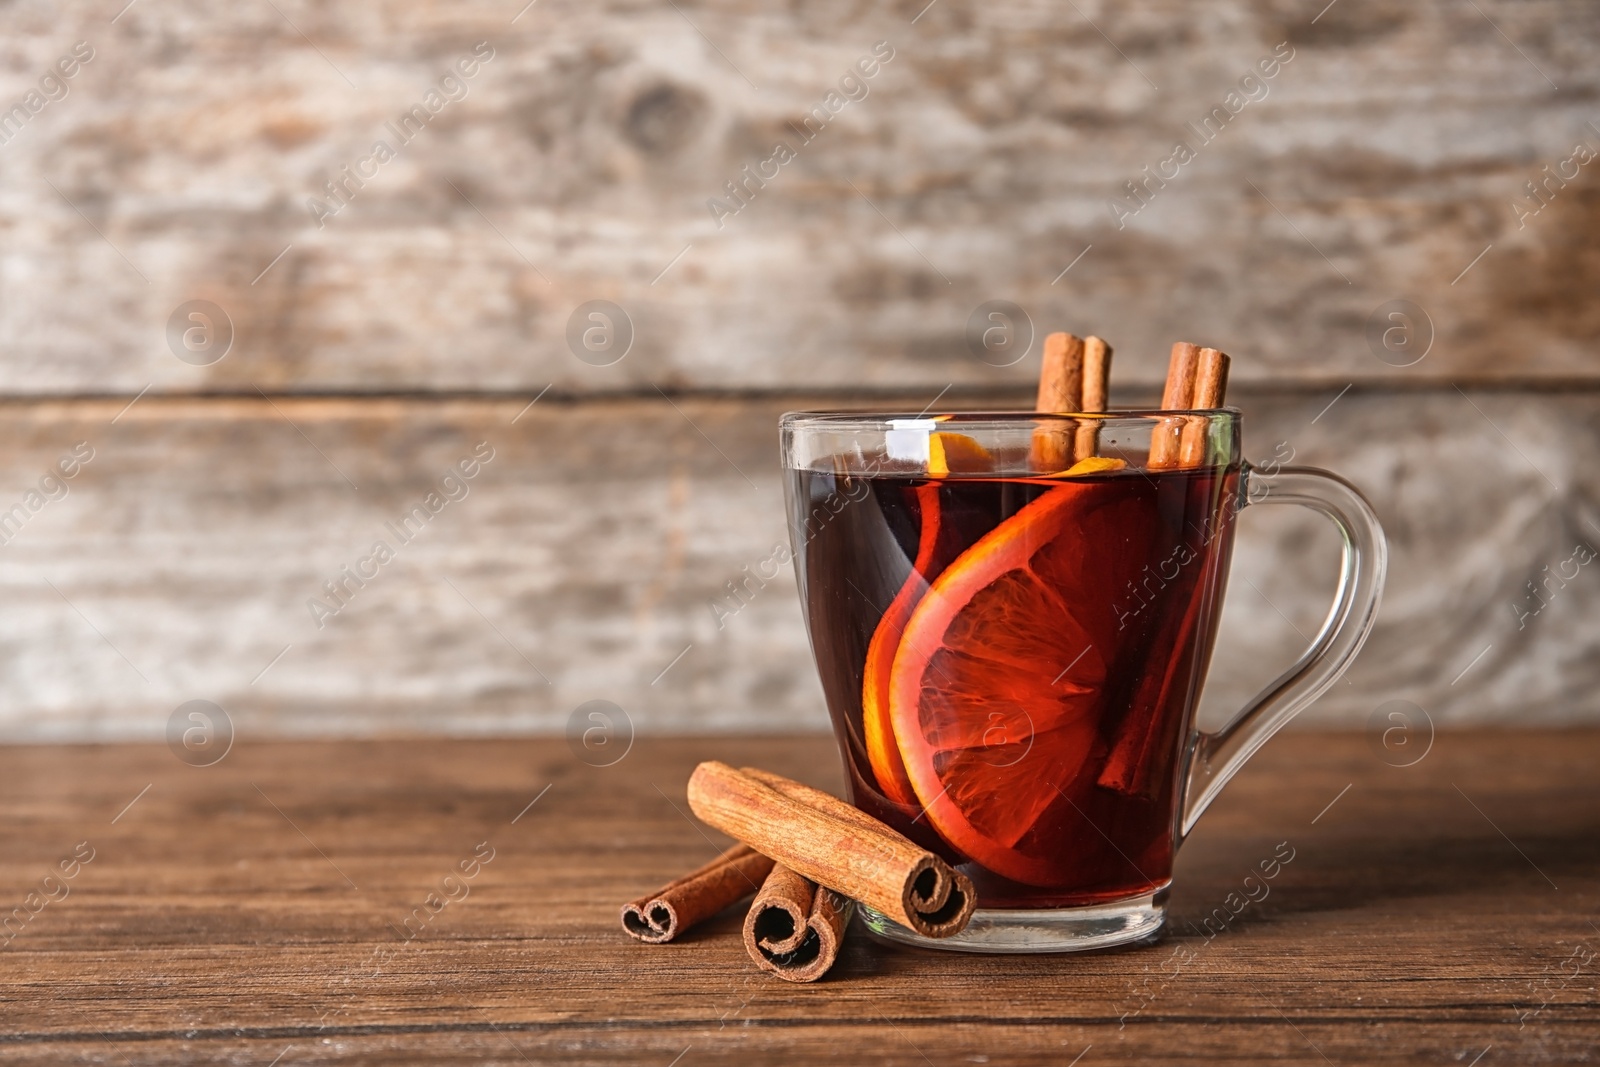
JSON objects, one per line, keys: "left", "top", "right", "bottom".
{"left": 743, "top": 864, "right": 853, "bottom": 982}
{"left": 1031, "top": 332, "right": 1085, "bottom": 471}
{"left": 1035, "top": 332, "right": 1085, "bottom": 414}
{"left": 1098, "top": 591, "right": 1205, "bottom": 798}
{"left": 1074, "top": 336, "right": 1113, "bottom": 461}
{"left": 1148, "top": 342, "right": 1200, "bottom": 469}
{"left": 1103, "top": 344, "right": 1233, "bottom": 796}
{"left": 621, "top": 843, "right": 775, "bottom": 943}
{"left": 1177, "top": 347, "right": 1231, "bottom": 467}
{"left": 687, "top": 762, "right": 975, "bottom": 939}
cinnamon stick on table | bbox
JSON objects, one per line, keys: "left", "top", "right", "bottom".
{"left": 687, "top": 762, "right": 975, "bottom": 939}
{"left": 621, "top": 843, "right": 775, "bottom": 943}
{"left": 743, "top": 864, "right": 853, "bottom": 983}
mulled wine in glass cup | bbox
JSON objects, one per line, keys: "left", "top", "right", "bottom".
{"left": 781, "top": 410, "right": 1384, "bottom": 952}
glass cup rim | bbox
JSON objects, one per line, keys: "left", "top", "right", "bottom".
{"left": 781, "top": 408, "right": 1243, "bottom": 473}
{"left": 781, "top": 407, "right": 1242, "bottom": 429}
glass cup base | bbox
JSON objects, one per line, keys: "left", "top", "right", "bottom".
{"left": 859, "top": 886, "right": 1169, "bottom": 954}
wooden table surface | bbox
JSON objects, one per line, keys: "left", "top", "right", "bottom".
{"left": 1, "top": 731, "right": 1596, "bottom": 1065}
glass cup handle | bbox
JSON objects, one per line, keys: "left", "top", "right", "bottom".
{"left": 1179, "top": 465, "right": 1388, "bottom": 838}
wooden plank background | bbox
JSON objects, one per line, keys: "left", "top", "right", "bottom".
{"left": 0, "top": 0, "right": 1596, "bottom": 736}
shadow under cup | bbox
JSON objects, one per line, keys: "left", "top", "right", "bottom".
{"left": 782, "top": 411, "right": 1245, "bottom": 952}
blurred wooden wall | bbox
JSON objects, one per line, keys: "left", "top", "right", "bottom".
{"left": 0, "top": 0, "right": 1596, "bottom": 740}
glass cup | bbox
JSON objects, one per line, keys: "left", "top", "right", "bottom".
{"left": 780, "top": 410, "right": 1385, "bottom": 953}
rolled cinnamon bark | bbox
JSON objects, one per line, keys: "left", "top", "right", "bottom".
{"left": 743, "top": 864, "right": 853, "bottom": 982}
{"left": 1177, "top": 347, "right": 1231, "bottom": 467}
{"left": 1032, "top": 332, "right": 1085, "bottom": 471}
{"left": 1080, "top": 336, "right": 1113, "bottom": 412}
{"left": 1149, "top": 341, "right": 1200, "bottom": 469}
{"left": 687, "top": 762, "right": 975, "bottom": 939}
{"left": 1074, "top": 336, "right": 1114, "bottom": 462}
{"left": 1035, "top": 332, "right": 1085, "bottom": 414}
{"left": 1098, "top": 589, "right": 1201, "bottom": 797}
{"left": 1106, "top": 344, "right": 1233, "bottom": 794}
{"left": 621, "top": 843, "right": 775, "bottom": 943}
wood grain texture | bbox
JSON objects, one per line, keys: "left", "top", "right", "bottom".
{"left": 0, "top": 1, "right": 1595, "bottom": 396}
{"left": 0, "top": 733, "right": 1595, "bottom": 1064}
{"left": 0, "top": 386, "right": 1595, "bottom": 740}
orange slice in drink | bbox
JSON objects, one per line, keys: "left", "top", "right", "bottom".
{"left": 1051, "top": 456, "right": 1126, "bottom": 477}
{"left": 862, "top": 432, "right": 991, "bottom": 807}
{"left": 887, "top": 482, "right": 1157, "bottom": 886}
{"left": 862, "top": 483, "right": 940, "bottom": 807}
{"left": 927, "top": 431, "right": 990, "bottom": 477}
